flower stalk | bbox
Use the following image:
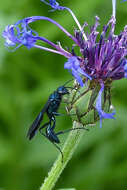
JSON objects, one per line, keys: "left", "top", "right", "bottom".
{"left": 112, "top": 0, "right": 116, "bottom": 18}
{"left": 40, "top": 121, "right": 86, "bottom": 190}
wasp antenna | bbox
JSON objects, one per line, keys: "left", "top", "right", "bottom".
{"left": 63, "top": 79, "right": 74, "bottom": 87}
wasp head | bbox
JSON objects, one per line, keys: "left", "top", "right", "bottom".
{"left": 57, "top": 86, "right": 69, "bottom": 95}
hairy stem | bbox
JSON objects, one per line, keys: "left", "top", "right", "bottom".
{"left": 40, "top": 121, "right": 86, "bottom": 190}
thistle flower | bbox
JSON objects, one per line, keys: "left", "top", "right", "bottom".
{"left": 2, "top": 0, "right": 127, "bottom": 127}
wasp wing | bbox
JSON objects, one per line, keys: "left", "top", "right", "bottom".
{"left": 27, "top": 100, "right": 50, "bottom": 140}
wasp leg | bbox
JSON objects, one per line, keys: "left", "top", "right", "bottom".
{"left": 39, "top": 121, "right": 51, "bottom": 133}
{"left": 39, "top": 128, "right": 64, "bottom": 163}
{"left": 52, "top": 112, "right": 64, "bottom": 116}
{"left": 52, "top": 111, "right": 76, "bottom": 117}
{"left": 50, "top": 116, "right": 56, "bottom": 130}
{"left": 52, "top": 142, "right": 64, "bottom": 163}
{"left": 56, "top": 127, "right": 89, "bottom": 136}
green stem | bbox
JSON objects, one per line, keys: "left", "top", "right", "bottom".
{"left": 40, "top": 121, "right": 86, "bottom": 190}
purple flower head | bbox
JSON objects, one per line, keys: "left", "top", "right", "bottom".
{"left": 2, "top": 19, "right": 38, "bottom": 49}
{"left": 96, "top": 82, "right": 115, "bottom": 128}
{"left": 41, "top": 0, "right": 65, "bottom": 10}
{"left": 64, "top": 56, "right": 92, "bottom": 87}
{"left": 71, "top": 15, "right": 127, "bottom": 127}
{"left": 76, "top": 16, "right": 127, "bottom": 82}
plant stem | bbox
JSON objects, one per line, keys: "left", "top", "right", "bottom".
{"left": 40, "top": 121, "right": 85, "bottom": 190}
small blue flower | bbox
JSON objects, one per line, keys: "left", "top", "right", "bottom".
{"left": 2, "top": 19, "right": 38, "bottom": 49}
{"left": 41, "top": 0, "right": 65, "bottom": 11}
{"left": 96, "top": 83, "right": 115, "bottom": 128}
{"left": 64, "top": 56, "right": 92, "bottom": 87}
{"left": 2, "top": 25, "right": 19, "bottom": 47}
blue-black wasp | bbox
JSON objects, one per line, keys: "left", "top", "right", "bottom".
{"left": 27, "top": 79, "right": 85, "bottom": 161}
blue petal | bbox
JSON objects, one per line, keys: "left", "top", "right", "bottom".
{"left": 78, "top": 67, "right": 92, "bottom": 80}
{"left": 64, "top": 56, "right": 91, "bottom": 86}
{"left": 124, "top": 63, "right": 127, "bottom": 78}
{"left": 72, "top": 69, "right": 84, "bottom": 87}
{"left": 96, "top": 83, "right": 115, "bottom": 128}
{"left": 64, "top": 59, "right": 72, "bottom": 69}
{"left": 2, "top": 25, "right": 18, "bottom": 47}
{"left": 2, "top": 19, "right": 38, "bottom": 50}
{"left": 41, "top": 0, "right": 65, "bottom": 10}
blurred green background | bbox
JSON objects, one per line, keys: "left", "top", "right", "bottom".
{"left": 0, "top": 0, "right": 127, "bottom": 190}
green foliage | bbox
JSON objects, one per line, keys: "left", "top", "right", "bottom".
{"left": 58, "top": 189, "right": 75, "bottom": 190}
{"left": 0, "top": 0, "right": 127, "bottom": 190}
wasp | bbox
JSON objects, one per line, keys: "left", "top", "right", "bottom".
{"left": 27, "top": 80, "right": 85, "bottom": 161}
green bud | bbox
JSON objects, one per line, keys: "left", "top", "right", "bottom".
{"left": 67, "top": 80, "right": 112, "bottom": 127}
